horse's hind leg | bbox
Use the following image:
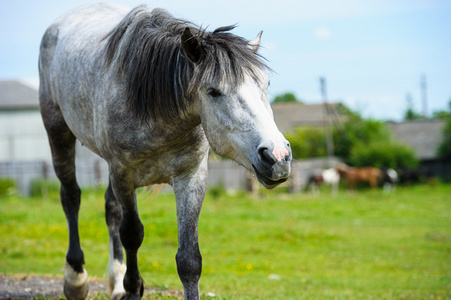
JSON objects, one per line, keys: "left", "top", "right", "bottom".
{"left": 105, "top": 180, "right": 127, "bottom": 299}
{"left": 109, "top": 171, "right": 144, "bottom": 299}
{"left": 41, "top": 102, "right": 88, "bottom": 300}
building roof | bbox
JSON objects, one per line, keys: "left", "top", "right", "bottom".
{"left": 387, "top": 120, "right": 445, "bottom": 160}
{"left": 0, "top": 80, "right": 39, "bottom": 111}
{"left": 271, "top": 102, "right": 345, "bottom": 132}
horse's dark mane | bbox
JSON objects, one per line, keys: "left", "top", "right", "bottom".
{"left": 104, "top": 5, "right": 269, "bottom": 123}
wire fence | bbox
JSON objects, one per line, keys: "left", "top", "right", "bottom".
{"left": 0, "top": 156, "right": 342, "bottom": 196}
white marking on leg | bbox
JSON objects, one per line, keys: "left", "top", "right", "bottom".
{"left": 109, "top": 259, "right": 127, "bottom": 297}
{"left": 108, "top": 240, "right": 126, "bottom": 297}
{"left": 64, "top": 262, "right": 88, "bottom": 287}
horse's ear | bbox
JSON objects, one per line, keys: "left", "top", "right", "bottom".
{"left": 181, "top": 27, "right": 205, "bottom": 64}
{"left": 248, "top": 31, "right": 263, "bottom": 53}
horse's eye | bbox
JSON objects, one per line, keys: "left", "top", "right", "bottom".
{"left": 207, "top": 88, "right": 222, "bottom": 98}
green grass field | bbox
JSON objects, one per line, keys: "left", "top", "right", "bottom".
{"left": 0, "top": 183, "right": 450, "bottom": 299}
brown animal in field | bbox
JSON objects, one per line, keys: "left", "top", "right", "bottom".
{"left": 336, "top": 163, "right": 382, "bottom": 190}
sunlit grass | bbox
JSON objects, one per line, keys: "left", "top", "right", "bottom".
{"left": 0, "top": 184, "right": 450, "bottom": 299}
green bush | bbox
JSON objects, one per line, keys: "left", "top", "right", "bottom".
{"left": 349, "top": 141, "right": 419, "bottom": 169}
{"left": 207, "top": 185, "right": 227, "bottom": 200}
{"left": 437, "top": 118, "right": 451, "bottom": 160}
{"left": 0, "top": 178, "right": 16, "bottom": 197}
{"left": 30, "top": 179, "right": 60, "bottom": 197}
{"left": 333, "top": 105, "right": 391, "bottom": 159}
{"left": 285, "top": 127, "right": 327, "bottom": 159}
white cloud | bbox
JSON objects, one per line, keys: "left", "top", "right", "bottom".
{"left": 314, "top": 26, "right": 332, "bottom": 40}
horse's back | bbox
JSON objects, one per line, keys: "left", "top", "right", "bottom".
{"left": 39, "top": 3, "right": 130, "bottom": 95}
{"left": 49, "top": 3, "right": 128, "bottom": 36}
{"left": 39, "top": 3, "right": 128, "bottom": 75}
{"left": 39, "top": 4, "right": 131, "bottom": 153}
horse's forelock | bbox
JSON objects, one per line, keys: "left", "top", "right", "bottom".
{"left": 104, "top": 5, "right": 269, "bottom": 124}
{"left": 188, "top": 27, "right": 270, "bottom": 94}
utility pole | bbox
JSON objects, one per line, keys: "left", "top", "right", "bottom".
{"left": 319, "top": 77, "right": 334, "bottom": 164}
{"left": 421, "top": 74, "right": 427, "bottom": 118}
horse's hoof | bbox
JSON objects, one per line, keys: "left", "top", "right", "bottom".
{"left": 112, "top": 290, "right": 126, "bottom": 300}
{"left": 64, "top": 281, "right": 89, "bottom": 300}
{"left": 119, "top": 294, "right": 141, "bottom": 300}
{"left": 112, "top": 292, "right": 125, "bottom": 300}
{"left": 63, "top": 265, "right": 89, "bottom": 300}
{"left": 140, "top": 279, "right": 144, "bottom": 297}
{"left": 117, "top": 279, "right": 144, "bottom": 300}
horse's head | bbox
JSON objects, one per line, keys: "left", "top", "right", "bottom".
{"left": 335, "top": 163, "right": 350, "bottom": 176}
{"left": 181, "top": 27, "right": 291, "bottom": 189}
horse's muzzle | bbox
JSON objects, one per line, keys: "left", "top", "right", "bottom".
{"left": 253, "top": 145, "right": 292, "bottom": 189}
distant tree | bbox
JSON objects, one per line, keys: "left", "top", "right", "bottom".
{"left": 404, "top": 93, "right": 423, "bottom": 121}
{"left": 285, "top": 127, "right": 326, "bottom": 159}
{"left": 432, "top": 99, "right": 451, "bottom": 120}
{"left": 429, "top": 99, "right": 451, "bottom": 160}
{"left": 437, "top": 116, "right": 451, "bottom": 160}
{"left": 272, "top": 92, "right": 302, "bottom": 103}
{"left": 333, "top": 104, "right": 391, "bottom": 160}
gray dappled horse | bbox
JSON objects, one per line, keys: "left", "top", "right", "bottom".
{"left": 39, "top": 3, "right": 291, "bottom": 300}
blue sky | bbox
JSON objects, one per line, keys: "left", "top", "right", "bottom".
{"left": 1, "top": 0, "right": 450, "bottom": 121}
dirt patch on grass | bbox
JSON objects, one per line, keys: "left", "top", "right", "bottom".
{"left": 0, "top": 274, "right": 183, "bottom": 299}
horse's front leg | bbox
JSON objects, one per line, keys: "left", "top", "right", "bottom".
{"left": 110, "top": 172, "right": 144, "bottom": 300}
{"left": 172, "top": 155, "right": 208, "bottom": 300}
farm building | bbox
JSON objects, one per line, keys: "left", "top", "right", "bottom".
{"left": 387, "top": 120, "right": 450, "bottom": 178}
{"left": 0, "top": 80, "right": 50, "bottom": 161}
{"left": 0, "top": 80, "right": 108, "bottom": 194}
{"left": 387, "top": 120, "right": 445, "bottom": 161}
{"left": 272, "top": 101, "right": 346, "bottom": 132}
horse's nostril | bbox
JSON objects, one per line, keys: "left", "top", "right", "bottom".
{"left": 258, "top": 147, "right": 277, "bottom": 168}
